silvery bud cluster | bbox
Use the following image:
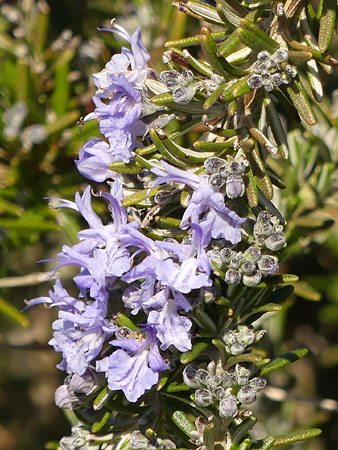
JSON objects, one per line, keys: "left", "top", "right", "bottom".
{"left": 247, "top": 49, "right": 297, "bottom": 92}
{"left": 159, "top": 69, "right": 198, "bottom": 104}
{"left": 129, "top": 431, "right": 176, "bottom": 450}
{"left": 222, "top": 325, "right": 256, "bottom": 355}
{"left": 204, "top": 154, "right": 249, "bottom": 199}
{"left": 59, "top": 424, "right": 114, "bottom": 450}
{"left": 183, "top": 360, "right": 266, "bottom": 418}
{"left": 253, "top": 211, "right": 286, "bottom": 251}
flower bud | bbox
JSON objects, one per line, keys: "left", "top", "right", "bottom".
{"left": 220, "top": 247, "right": 233, "bottom": 263}
{"left": 213, "top": 386, "right": 225, "bottom": 400}
{"left": 204, "top": 157, "right": 226, "bottom": 174}
{"left": 271, "top": 73, "right": 283, "bottom": 87}
{"left": 206, "top": 375, "right": 222, "bottom": 390}
{"left": 257, "top": 211, "right": 271, "bottom": 223}
{"left": 70, "top": 370, "right": 97, "bottom": 395}
{"left": 230, "top": 256, "right": 242, "bottom": 269}
{"left": 254, "top": 221, "right": 274, "bottom": 237}
{"left": 243, "top": 246, "right": 261, "bottom": 263}
{"left": 225, "top": 269, "right": 242, "bottom": 285}
{"left": 219, "top": 395, "right": 238, "bottom": 418}
{"left": 226, "top": 175, "right": 245, "bottom": 199}
{"left": 237, "top": 326, "right": 255, "bottom": 347}
{"left": 195, "top": 368, "right": 210, "bottom": 385}
{"left": 235, "top": 364, "right": 251, "bottom": 386}
{"left": 115, "top": 326, "right": 133, "bottom": 340}
{"left": 223, "top": 330, "right": 238, "bottom": 346}
{"left": 220, "top": 371, "right": 237, "bottom": 388}
{"left": 257, "top": 50, "right": 271, "bottom": 62}
{"left": 242, "top": 269, "right": 262, "bottom": 287}
{"left": 207, "top": 249, "right": 223, "bottom": 268}
{"left": 247, "top": 74, "right": 263, "bottom": 89}
{"left": 249, "top": 377, "right": 267, "bottom": 392}
{"left": 55, "top": 384, "right": 81, "bottom": 410}
{"left": 264, "top": 231, "right": 286, "bottom": 251}
{"left": 195, "top": 389, "right": 214, "bottom": 406}
{"left": 240, "top": 259, "right": 256, "bottom": 275}
{"left": 273, "top": 49, "right": 289, "bottom": 62}
{"left": 229, "top": 343, "right": 246, "bottom": 355}
{"left": 258, "top": 255, "right": 279, "bottom": 275}
{"left": 209, "top": 173, "right": 226, "bottom": 189}
{"left": 130, "top": 431, "right": 150, "bottom": 449}
{"left": 237, "top": 385, "right": 257, "bottom": 404}
{"left": 183, "top": 365, "right": 201, "bottom": 388}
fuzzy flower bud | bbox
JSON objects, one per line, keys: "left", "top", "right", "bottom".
{"left": 225, "top": 269, "right": 242, "bottom": 285}
{"left": 219, "top": 395, "right": 238, "bottom": 418}
{"left": 265, "top": 231, "right": 286, "bottom": 251}
{"left": 242, "top": 269, "right": 262, "bottom": 287}
{"left": 226, "top": 175, "right": 245, "bottom": 199}
{"left": 204, "top": 157, "right": 226, "bottom": 174}
{"left": 195, "top": 388, "right": 214, "bottom": 406}
{"left": 237, "top": 385, "right": 257, "bottom": 404}
{"left": 249, "top": 377, "right": 267, "bottom": 392}
{"left": 258, "top": 255, "right": 279, "bottom": 275}
{"left": 183, "top": 365, "right": 201, "bottom": 388}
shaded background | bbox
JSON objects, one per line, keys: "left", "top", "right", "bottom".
{"left": 0, "top": 0, "right": 338, "bottom": 448}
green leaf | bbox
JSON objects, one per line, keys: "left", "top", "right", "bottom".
{"left": 91, "top": 410, "right": 111, "bottom": 433}
{"left": 227, "top": 353, "right": 263, "bottom": 367}
{"left": 260, "top": 348, "right": 308, "bottom": 375}
{"left": 273, "top": 428, "right": 322, "bottom": 446}
{"left": 0, "top": 296, "right": 29, "bottom": 327}
{"left": 166, "top": 382, "right": 191, "bottom": 393}
{"left": 180, "top": 341, "right": 210, "bottom": 364}
{"left": 293, "top": 281, "right": 321, "bottom": 301}
{"left": 114, "top": 313, "right": 138, "bottom": 331}
{"left": 171, "top": 411, "right": 197, "bottom": 438}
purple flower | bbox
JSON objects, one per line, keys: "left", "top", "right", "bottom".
{"left": 93, "top": 24, "right": 150, "bottom": 91}
{"left": 96, "top": 326, "right": 167, "bottom": 402}
{"left": 83, "top": 74, "right": 146, "bottom": 162}
{"left": 152, "top": 162, "right": 246, "bottom": 244}
{"left": 75, "top": 139, "right": 122, "bottom": 183}
{"left": 28, "top": 279, "right": 116, "bottom": 375}
{"left": 147, "top": 290, "right": 192, "bottom": 352}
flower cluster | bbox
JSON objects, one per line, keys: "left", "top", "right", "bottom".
{"left": 247, "top": 49, "right": 297, "bottom": 91}
{"left": 183, "top": 359, "right": 267, "bottom": 418}
{"left": 24, "top": 0, "right": 323, "bottom": 444}
{"left": 204, "top": 154, "right": 249, "bottom": 199}
{"left": 207, "top": 211, "right": 285, "bottom": 287}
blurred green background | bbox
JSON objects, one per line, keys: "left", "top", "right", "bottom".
{"left": 0, "top": 0, "right": 337, "bottom": 449}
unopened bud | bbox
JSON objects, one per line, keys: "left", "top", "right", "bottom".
{"left": 209, "top": 173, "right": 226, "bottom": 189}
{"left": 220, "top": 247, "right": 233, "bottom": 263}
{"left": 183, "top": 365, "right": 201, "bottom": 388}
{"left": 55, "top": 384, "right": 81, "bottom": 410}
{"left": 219, "top": 395, "right": 238, "bottom": 418}
{"left": 243, "top": 246, "right": 261, "bottom": 262}
{"left": 230, "top": 343, "right": 246, "bottom": 355}
{"left": 242, "top": 269, "right": 262, "bottom": 287}
{"left": 237, "top": 327, "right": 255, "bottom": 347}
{"left": 225, "top": 269, "right": 242, "bottom": 285}
{"left": 130, "top": 431, "right": 149, "bottom": 449}
{"left": 220, "top": 371, "right": 237, "bottom": 388}
{"left": 207, "top": 249, "right": 223, "bottom": 267}
{"left": 257, "top": 51, "right": 271, "bottom": 62}
{"left": 195, "top": 369, "right": 210, "bottom": 385}
{"left": 241, "top": 260, "right": 256, "bottom": 275}
{"left": 235, "top": 364, "right": 251, "bottom": 386}
{"left": 204, "top": 157, "right": 226, "bottom": 174}
{"left": 249, "top": 377, "right": 267, "bottom": 392}
{"left": 247, "top": 74, "right": 263, "bottom": 90}
{"left": 237, "top": 385, "right": 257, "bottom": 404}
{"left": 257, "top": 211, "right": 271, "bottom": 223}
{"left": 257, "top": 255, "right": 279, "bottom": 275}
{"left": 226, "top": 175, "right": 245, "bottom": 199}
{"left": 70, "top": 370, "right": 97, "bottom": 395}
{"left": 206, "top": 375, "right": 222, "bottom": 390}
{"left": 265, "top": 231, "right": 286, "bottom": 251}
{"left": 195, "top": 389, "right": 213, "bottom": 406}
{"left": 223, "top": 330, "right": 238, "bottom": 346}
{"left": 213, "top": 386, "right": 225, "bottom": 400}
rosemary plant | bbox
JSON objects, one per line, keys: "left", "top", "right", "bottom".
{"left": 26, "top": 0, "right": 337, "bottom": 448}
